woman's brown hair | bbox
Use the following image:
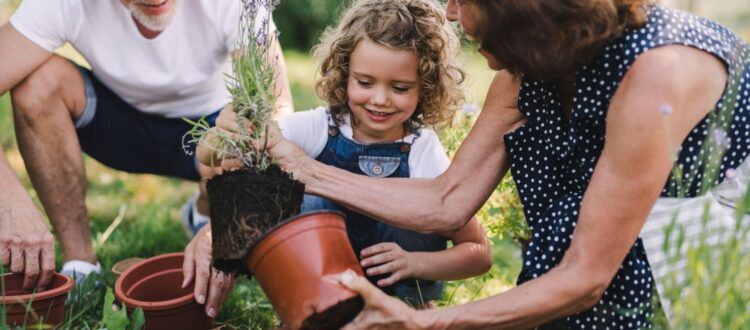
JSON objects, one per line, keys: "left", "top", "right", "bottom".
{"left": 462, "top": 0, "right": 651, "bottom": 80}
{"left": 313, "top": 0, "right": 465, "bottom": 130}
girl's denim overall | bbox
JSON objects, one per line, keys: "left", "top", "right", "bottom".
{"left": 301, "top": 123, "right": 447, "bottom": 306}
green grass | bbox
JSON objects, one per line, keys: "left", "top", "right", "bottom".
{"left": 0, "top": 53, "right": 523, "bottom": 328}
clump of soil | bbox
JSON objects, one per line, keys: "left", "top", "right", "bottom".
{"left": 300, "top": 297, "right": 364, "bottom": 330}
{"left": 207, "top": 164, "right": 304, "bottom": 274}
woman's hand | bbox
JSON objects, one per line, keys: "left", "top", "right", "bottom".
{"left": 360, "top": 243, "right": 418, "bottom": 287}
{"left": 338, "top": 270, "right": 428, "bottom": 330}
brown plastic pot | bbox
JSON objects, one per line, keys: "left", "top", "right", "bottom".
{"left": 1, "top": 272, "right": 73, "bottom": 327}
{"left": 247, "top": 211, "right": 365, "bottom": 330}
{"left": 111, "top": 257, "right": 145, "bottom": 278}
{"left": 114, "top": 253, "right": 212, "bottom": 330}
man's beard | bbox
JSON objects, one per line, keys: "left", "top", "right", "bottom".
{"left": 127, "top": 0, "right": 182, "bottom": 32}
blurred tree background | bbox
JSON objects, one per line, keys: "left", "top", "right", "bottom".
{"left": 275, "top": 0, "right": 347, "bottom": 51}
{"left": 275, "top": 0, "right": 750, "bottom": 52}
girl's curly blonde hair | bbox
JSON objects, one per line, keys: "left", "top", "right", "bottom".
{"left": 313, "top": 0, "right": 465, "bottom": 131}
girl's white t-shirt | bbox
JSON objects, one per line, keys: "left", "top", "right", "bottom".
{"left": 278, "top": 107, "right": 451, "bottom": 179}
{"left": 10, "top": 0, "right": 270, "bottom": 118}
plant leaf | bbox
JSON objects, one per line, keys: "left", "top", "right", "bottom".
{"left": 103, "top": 288, "right": 129, "bottom": 330}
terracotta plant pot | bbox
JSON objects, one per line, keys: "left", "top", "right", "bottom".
{"left": 115, "top": 253, "right": 212, "bottom": 330}
{"left": 247, "top": 211, "right": 365, "bottom": 330}
{"left": 111, "top": 257, "right": 145, "bottom": 277}
{"left": 1, "top": 272, "right": 73, "bottom": 327}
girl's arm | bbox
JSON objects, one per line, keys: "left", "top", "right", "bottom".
{"left": 412, "top": 216, "right": 492, "bottom": 281}
{"left": 360, "top": 216, "right": 492, "bottom": 285}
{"left": 341, "top": 45, "right": 729, "bottom": 329}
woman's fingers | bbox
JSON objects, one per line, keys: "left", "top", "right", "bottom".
{"left": 339, "top": 269, "right": 386, "bottom": 304}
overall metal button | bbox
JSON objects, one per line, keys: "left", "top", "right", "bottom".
{"left": 372, "top": 164, "right": 383, "bottom": 175}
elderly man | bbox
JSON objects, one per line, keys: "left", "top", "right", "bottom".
{"left": 0, "top": 0, "right": 292, "bottom": 318}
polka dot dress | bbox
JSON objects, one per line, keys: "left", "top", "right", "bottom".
{"left": 504, "top": 6, "right": 750, "bottom": 329}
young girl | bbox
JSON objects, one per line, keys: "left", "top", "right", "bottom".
{"left": 201, "top": 0, "right": 492, "bottom": 307}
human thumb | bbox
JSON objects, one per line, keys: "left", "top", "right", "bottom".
{"left": 339, "top": 269, "right": 381, "bottom": 303}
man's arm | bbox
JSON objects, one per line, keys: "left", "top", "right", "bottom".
{"left": 0, "top": 22, "right": 56, "bottom": 289}
{"left": 0, "top": 150, "right": 55, "bottom": 290}
{"left": 0, "top": 23, "right": 52, "bottom": 94}
{"left": 270, "top": 38, "right": 293, "bottom": 117}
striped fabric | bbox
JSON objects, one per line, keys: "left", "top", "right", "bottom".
{"left": 642, "top": 156, "right": 750, "bottom": 320}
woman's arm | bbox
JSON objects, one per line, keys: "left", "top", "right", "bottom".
{"left": 418, "top": 45, "right": 729, "bottom": 329}
{"left": 340, "top": 45, "right": 728, "bottom": 329}
{"left": 276, "top": 71, "right": 525, "bottom": 236}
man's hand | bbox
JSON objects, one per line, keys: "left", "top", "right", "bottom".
{"left": 0, "top": 196, "right": 55, "bottom": 291}
{"left": 359, "top": 243, "right": 418, "bottom": 288}
{"left": 182, "top": 224, "right": 235, "bottom": 318}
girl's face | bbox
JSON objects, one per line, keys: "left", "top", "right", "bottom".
{"left": 347, "top": 39, "right": 421, "bottom": 143}
{"left": 446, "top": 0, "right": 503, "bottom": 70}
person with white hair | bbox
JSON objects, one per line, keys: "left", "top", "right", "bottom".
{"left": 0, "top": 0, "right": 292, "bottom": 319}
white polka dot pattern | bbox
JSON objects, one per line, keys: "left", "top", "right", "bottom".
{"left": 504, "top": 6, "right": 750, "bottom": 329}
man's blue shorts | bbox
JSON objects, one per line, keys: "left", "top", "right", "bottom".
{"left": 74, "top": 66, "right": 221, "bottom": 181}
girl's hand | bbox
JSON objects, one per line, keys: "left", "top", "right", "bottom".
{"left": 360, "top": 242, "right": 418, "bottom": 287}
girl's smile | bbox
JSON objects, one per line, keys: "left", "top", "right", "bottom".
{"left": 347, "top": 38, "right": 421, "bottom": 143}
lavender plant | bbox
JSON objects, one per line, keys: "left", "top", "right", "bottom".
{"left": 184, "top": 0, "right": 280, "bottom": 171}
{"left": 651, "top": 50, "right": 750, "bottom": 328}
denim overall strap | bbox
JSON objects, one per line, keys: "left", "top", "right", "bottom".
{"left": 305, "top": 122, "right": 447, "bottom": 305}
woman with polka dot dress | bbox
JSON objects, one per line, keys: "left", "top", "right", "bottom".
{"left": 258, "top": 0, "right": 750, "bottom": 328}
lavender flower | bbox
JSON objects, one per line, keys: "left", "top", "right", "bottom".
{"left": 660, "top": 103, "right": 673, "bottom": 116}
{"left": 463, "top": 103, "right": 480, "bottom": 115}
{"left": 712, "top": 128, "right": 731, "bottom": 148}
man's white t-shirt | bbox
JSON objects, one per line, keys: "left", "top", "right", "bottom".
{"left": 278, "top": 107, "right": 451, "bottom": 179}
{"left": 10, "top": 0, "right": 269, "bottom": 118}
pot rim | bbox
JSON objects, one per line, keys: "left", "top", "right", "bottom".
{"left": 247, "top": 211, "right": 347, "bottom": 272}
{"left": 246, "top": 210, "right": 345, "bottom": 253}
{"left": 0, "top": 272, "right": 74, "bottom": 302}
{"left": 115, "top": 252, "right": 195, "bottom": 310}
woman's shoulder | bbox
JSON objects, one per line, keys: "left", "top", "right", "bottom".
{"left": 616, "top": 6, "right": 747, "bottom": 67}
